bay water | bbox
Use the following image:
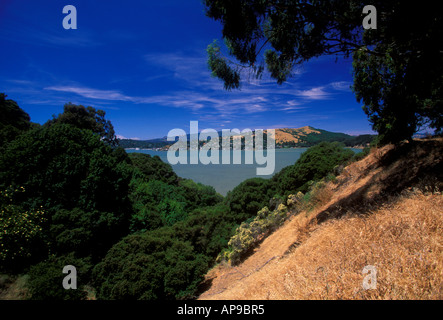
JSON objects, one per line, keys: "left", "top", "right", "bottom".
{"left": 126, "top": 148, "right": 361, "bottom": 196}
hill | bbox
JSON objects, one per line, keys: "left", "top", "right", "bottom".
{"left": 272, "top": 126, "right": 374, "bottom": 147}
{"left": 198, "top": 137, "right": 443, "bottom": 300}
{"left": 118, "top": 126, "right": 375, "bottom": 149}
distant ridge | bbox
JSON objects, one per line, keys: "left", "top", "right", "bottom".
{"left": 118, "top": 126, "right": 375, "bottom": 149}
{"left": 271, "top": 126, "right": 374, "bottom": 148}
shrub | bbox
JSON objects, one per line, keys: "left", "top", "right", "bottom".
{"left": 50, "top": 208, "right": 124, "bottom": 259}
{"left": 220, "top": 200, "right": 291, "bottom": 265}
{"left": 224, "top": 178, "right": 275, "bottom": 221}
{"left": 173, "top": 203, "right": 234, "bottom": 258}
{"left": 128, "top": 173, "right": 223, "bottom": 233}
{"left": 27, "top": 254, "right": 92, "bottom": 300}
{"left": 301, "top": 179, "right": 333, "bottom": 212}
{"left": 272, "top": 142, "right": 354, "bottom": 196}
{"left": 128, "top": 153, "right": 178, "bottom": 185}
{"left": 0, "top": 187, "right": 47, "bottom": 271}
{"left": 287, "top": 192, "right": 304, "bottom": 208}
{"left": 93, "top": 228, "right": 209, "bottom": 300}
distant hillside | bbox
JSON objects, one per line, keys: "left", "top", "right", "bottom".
{"left": 272, "top": 126, "right": 374, "bottom": 147}
{"left": 118, "top": 126, "right": 375, "bottom": 149}
{"left": 118, "top": 138, "right": 169, "bottom": 149}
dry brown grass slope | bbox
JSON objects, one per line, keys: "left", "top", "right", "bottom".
{"left": 199, "top": 138, "right": 443, "bottom": 300}
{"left": 267, "top": 126, "right": 321, "bottom": 144}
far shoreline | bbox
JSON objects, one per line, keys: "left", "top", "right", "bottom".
{"left": 124, "top": 146, "right": 366, "bottom": 152}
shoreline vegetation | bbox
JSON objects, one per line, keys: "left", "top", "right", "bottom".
{"left": 123, "top": 145, "right": 366, "bottom": 152}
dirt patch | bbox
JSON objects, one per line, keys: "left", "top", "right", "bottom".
{"left": 0, "top": 274, "right": 29, "bottom": 300}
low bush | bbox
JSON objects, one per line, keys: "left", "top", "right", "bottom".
{"left": 219, "top": 198, "right": 299, "bottom": 265}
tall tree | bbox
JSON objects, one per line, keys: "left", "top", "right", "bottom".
{"left": 0, "top": 93, "right": 31, "bottom": 149}
{"left": 46, "top": 103, "right": 118, "bottom": 146}
{"left": 204, "top": 0, "right": 443, "bottom": 143}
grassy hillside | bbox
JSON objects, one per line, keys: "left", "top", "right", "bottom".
{"left": 118, "top": 126, "right": 375, "bottom": 149}
{"left": 199, "top": 138, "right": 443, "bottom": 300}
{"left": 273, "top": 126, "right": 374, "bottom": 148}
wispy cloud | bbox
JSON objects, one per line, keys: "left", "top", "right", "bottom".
{"left": 295, "top": 86, "right": 331, "bottom": 100}
{"left": 330, "top": 81, "right": 352, "bottom": 91}
{"left": 18, "top": 51, "right": 356, "bottom": 127}
{"left": 116, "top": 135, "right": 141, "bottom": 140}
{"left": 140, "top": 52, "right": 354, "bottom": 119}
{"left": 45, "top": 86, "right": 133, "bottom": 101}
{"left": 0, "top": 22, "right": 100, "bottom": 48}
{"left": 20, "top": 74, "right": 352, "bottom": 123}
{"left": 43, "top": 84, "right": 272, "bottom": 116}
{"left": 143, "top": 52, "right": 214, "bottom": 88}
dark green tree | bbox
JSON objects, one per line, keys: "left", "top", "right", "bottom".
{"left": 0, "top": 123, "right": 131, "bottom": 214}
{"left": 224, "top": 177, "right": 275, "bottom": 220}
{"left": 173, "top": 203, "right": 237, "bottom": 258}
{"left": 204, "top": 0, "right": 443, "bottom": 143}
{"left": 0, "top": 187, "right": 47, "bottom": 271}
{"left": 0, "top": 123, "right": 133, "bottom": 263}
{"left": 0, "top": 93, "right": 32, "bottom": 151}
{"left": 128, "top": 175, "right": 222, "bottom": 233}
{"left": 93, "top": 228, "right": 209, "bottom": 300}
{"left": 272, "top": 141, "right": 354, "bottom": 196}
{"left": 128, "top": 153, "right": 178, "bottom": 185}
{"left": 45, "top": 103, "right": 118, "bottom": 146}
{"left": 27, "top": 254, "right": 92, "bottom": 300}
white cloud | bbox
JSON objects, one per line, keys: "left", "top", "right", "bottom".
{"left": 244, "top": 104, "right": 268, "bottom": 113}
{"left": 287, "top": 100, "right": 302, "bottom": 106}
{"left": 280, "top": 106, "right": 306, "bottom": 112}
{"left": 330, "top": 81, "right": 352, "bottom": 91}
{"left": 116, "top": 135, "right": 140, "bottom": 140}
{"left": 45, "top": 86, "right": 134, "bottom": 102}
{"left": 295, "top": 86, "right": 331, "bottom": 100}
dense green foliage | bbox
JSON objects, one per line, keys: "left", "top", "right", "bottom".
{"left": 0, "top": 124, "right": 131, "bottom": 214}
{"left": 128, "top": 154, "right": 223, "bottom": 233}
{"left": 45, "top": 103, "right": 118, "bottom": 146}
{"left": 204, "top": 1, "right": 443, "bottom": 143}
{"left": 224, "top": 178, "right": 275, "bottom": 220}
{"left": 0, "top": 93, "right": 32, "bottom": 153}
{"left": 128, "top": 153, "right": 177, "bottom": 185}
{"left": 1, "top": 95, "right": 358, "bottom": 300}
{"left": 272, "top": 142, "right": 354, "bottom": 196}
{"left": 93, "top": 228, "right": 209, "bottom": 300}
{"left": 27, "top": 254, "right": 92, "bottom": 300}
{"left": 0, "top": 124, "right": 134, "bottom": 273}
{"left": 0, "top": 188, "right": 47, "bottom": 269}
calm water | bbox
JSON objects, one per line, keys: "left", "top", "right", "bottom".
{"left": 126, "top": 148, "right": 361, "bottom": 196}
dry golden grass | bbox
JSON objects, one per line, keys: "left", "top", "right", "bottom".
{"left": 271, "top": 127, "right": 321, "bottom": 144}
{"left": 199, "top": 139, "right": 443, "bottom": 300}
{"left": 201, "top": 191, "right": 442, "bottom": 300}
{"left": 274, "top": 130, "right": 300, "bottom": 143}
{"left": 274, "top": 191, "right": 442, "bottom": 300}
{"left": 199, "top": 211, "right": 318, "bottom": 299}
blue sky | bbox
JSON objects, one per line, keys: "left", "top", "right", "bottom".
{"left": 0, "top": 0, "right": 375, "bottom": 140}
